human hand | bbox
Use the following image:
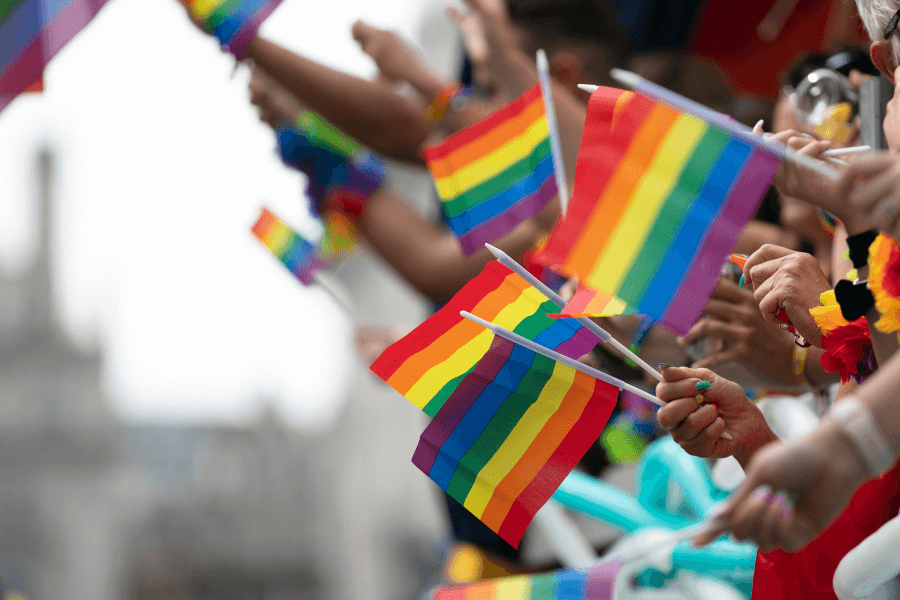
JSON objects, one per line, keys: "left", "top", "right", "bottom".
{"left": 743, "top": 245, "right": 832, "bottom": 347}
{"left": 694, "top": 418, "right": 869, "bottom": 551}
{"left": 352, "top": 21, "right": 438, "bottom": 92}
{"left": 655, "top": 366, "right": 776, "bottom": 465}
{"left": 248, "top": 67, "right": 305, "bottom": 129}
{"left": 446, "top": 5, "right": 492, "bottom": 93}
{"left": 677, "top": 279, "right": 800, "bottom": 387}
{"left": 839, "top": 152, "right": 900, "bottom": 240}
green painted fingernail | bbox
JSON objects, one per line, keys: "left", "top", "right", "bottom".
{"left": 738, "top": 274, "right": 745, "bottom": 289}
{"left": 696, "top": 381, "right": 711, "bottom": 391}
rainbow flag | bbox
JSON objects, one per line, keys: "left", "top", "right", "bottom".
{"left": 539, "top": 87, "right": 780, "bottom": 335}
{"left": 370, "top": 262, "right": 602, "bottom": 417}
{"left": 277, "top": 111, "right": 386, "bottom": 218}
{"left": 251, "top": 207, "right": 323, "bottom": 285}
{"left": 187, "top": 0, "right": 286, "bottom": 57}
{"left": 431, "top": 560, "right": 621, "bottom": 598}
{"left": 0, "top": 0, "right": 112, "bottom": 114}
{"left": 424, "top": 85, "right": 559, "bottom": 256}
{"left": 318, "top": 210, "right": 358, "bottom": 259}
{"left": 413, "top": 334, "right": 618, "bottom": 547}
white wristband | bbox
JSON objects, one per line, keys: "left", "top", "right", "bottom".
{"left": 830, "top": 397, "right": 897, "bottom": 476}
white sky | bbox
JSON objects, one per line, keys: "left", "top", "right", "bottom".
{"left": 0, "top": 0, "right": 429, "bottom": 429}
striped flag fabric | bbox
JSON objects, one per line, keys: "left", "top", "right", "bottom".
{"left": 0, "top": 0, "right": 112, "bottom": 114}
{"left": 251, "top": 207, "right": 324, "bottom": 286}
{"left": 424, "top": 85, "right": 559, "bottom": 256}
{"left": 412, "top": 336, "right": 619, "bottom": 547}
{"left": 187, "top": 0, "right": 286, "bottom": 57}
{"left": 370, "top": 262, "right": 601, "bottom": 417}
{"left": 538, "top": 87, "right": 781, "bottom": 335}
{"left": 431, "top": 560, "right": 622, "bottom": 599}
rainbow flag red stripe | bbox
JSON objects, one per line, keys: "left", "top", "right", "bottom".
{"left": 370, "top": 262, "right": 601, "bottom": 417}
{"left": 431, "top": 560, "right": 622, "bottom": 598}
{"left": 0, "top": 0, "right": 111, "bottom": 114}
{"left": 538, "top": 87, "right": 780, "bottom": 334}
{"left": 413, "top": 335, "right": 618, "bottom": 547}
{"left": 424, "top": 85, "right": 559, "bottom": 256}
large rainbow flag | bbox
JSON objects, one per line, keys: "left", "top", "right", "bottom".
{"left": 370, "top": 262, "right": 601, "bottom": 417}
{"left": 431, "top": 560, "right": 622, "bottom": 598}
{"left": 424, "top": 85, "right": 559, "bottom": 256}
{"left": 413, "top": 335, "right": 618, "bottom": 547}
{"left": 538, "top": 87, "right": 780, "bottom": 335}
{"left": 0, "top": 0, "right": 112, "bottom": 114}
{"left": 251, "top": 207, "right": 324, "bottom": 286}
{"left": 187, "top": 0, "right": 286, "bottom": 57}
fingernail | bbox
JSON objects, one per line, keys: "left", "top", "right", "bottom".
{"left": 738, "top": 274, "right": 745, "bottom": 289}
{"left": 801, "top": 133, "right": 814, "bottom": 139}
{"left": 753, "top": 119, "right": 764, "bottom": 133}
{"left": 696, "top": 395, "right": 704, "bottom": 405}
{"left": 781, "top": 507, "right": 793, "bottom": 519}
{"left": 658, "top": 363, "right": 673, "bottom": 370}
{"left": 696, "top": 381, "right": 711, "bottom": 392}
{"left": 710, "top": 403, "right": 719, "bottom": 411}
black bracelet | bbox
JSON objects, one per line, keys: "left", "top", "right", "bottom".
{"left": 834, "top": 279, "right": 875, "bottom": 321}
{"left": 847, "top": 229, "right": 878, "bottom": 269}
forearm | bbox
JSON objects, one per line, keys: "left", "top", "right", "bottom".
{"left": 246, "top": 38, "right": 429, "bottom": 164}
{"left": 803, "top": 346, "right": 842, "bottom": 388}
{"left": 847, "top": 350, "right": 900, "bottom": 457}
{"left": 358, "top": 187, "right": 550, "bottom": 302}
{"left": 735, "top": 426, "right": 779, "bottom": 470}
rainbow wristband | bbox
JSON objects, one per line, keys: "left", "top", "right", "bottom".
{"left": 426, "top": 84, "right": 464, "bottom": 123}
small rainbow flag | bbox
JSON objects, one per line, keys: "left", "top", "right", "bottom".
{"left": 0, "top": 0, "right": 111, "bottom": 114}
{"left": 431, "top": 560, "right": 621, "bottom": 598}
{"left": 370, "top": 262, "right": 601, "bottom": 417}
{"left": 540, "top": 87, "right": 780, "bottom": 334}
{"left": 277, "top": 111, "right": 386, "bottom": 218}
{"left": 318, "top": 210, "right": 358, "bottom": 259}
{"left": 413, "top": 334, "right": 618, "bottom": 547}
{"left": 251, "top": 207, "right": 323, "bottom": 285}
{"left": 187, "top": 0, "right": 286, "bottom": 57}
{"left": 424, "top": 85, "right": 559, "bottom": 256}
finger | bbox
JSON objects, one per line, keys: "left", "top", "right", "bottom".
{"left": 756, "top": 288, "right": 787, "bottom": 326}
{"left": 729, "top": 484, "right": 773, "bottom": 542}
{"left": 747, "top": 256, "right": 787, "bottom": 290}
{"left": 743, "top": 245, "right": 794, "bottom": 285}
{"left": 657, "top": 365, "right": 714, "bottom": 384}
{"left": 794, "top": 139, "right": 833, "bottom": 158}
{"left": 671, "top": 404, "right": 719, "bottom": 442}
{"left": 691, "top": 347, "right": 744, "bottom": 370}
{"left": 681, "top": 415, "right": 728, "bottom": 452}
{"left": 656, "top": 397, "right": 701, "bottom": 430}
{"left": 756, "top": 492, "right": 792, "bottom": 551}
{"left": 679, "top": 319, "right": 743, "bottom": 346}
{"left": 656, "top": 376, "right": 711, "bottom": 401}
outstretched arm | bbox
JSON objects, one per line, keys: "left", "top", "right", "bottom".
{"left": 245, "top": 38, "right": 429, "bottom": 164}
{"left": 358, "top": 186, "right": 558, "bottom": 302}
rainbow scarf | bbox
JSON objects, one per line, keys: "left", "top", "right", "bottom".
{"left": 370, "top": 262, "right": 602, "bottom": 417}
{"left": 414, "top": 334, "right": 618, "bottom": 547}
{"left": 424, "top": 85, "right": 559, "bottom": 256}
{"left": 251, "top": 207, "right": 323, "bottom": 285}
{"left": 187, "top": 0, "right": 285, "bottom": 57}
{"left": 277, "top": 111, "right": 386, "bottom": 219}
{"left": 538, "top": 87, "right": 780, "bottom": 335}
{"left": 431, "top": 560, "right": 622, "bottom": 598}
{"left": 0, "top": 0, "right": 112, "bottom": 113}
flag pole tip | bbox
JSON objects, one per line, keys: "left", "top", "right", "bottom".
{"left": 577, "top": 84, "right": 598, "bottom": 94}
{"left": 536, "top": 48, "right": 549, "bottom": 70}
{"left": 609, "top": 68, "right": 639, "bottom": 89}
{"left": 484, "top": 243, "right": 504, "bottom": 259}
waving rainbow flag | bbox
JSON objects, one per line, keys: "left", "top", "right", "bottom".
{"left": 0, "top": 0, "right": 112, "bottom": 114}
{"left": 251, "top": 207, "right": 323, "bottom": 286}
{"left": 432, "top": 559, "right": 622, "bottom": 598}
{"left": 413, "top": 334, "right": 618, "bottom": 547}
{"left": 539, "top": 87, "right": 780, "bottom": 335}
{"left": 187, "top": 0, "right": 286, "bottom": 57}
{"left": 424, "top": 85, "right": 559, "bottom": 256}
{"left": 370, "top": 262, "right": 601, "bottom": 417}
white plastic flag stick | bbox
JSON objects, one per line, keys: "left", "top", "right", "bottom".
{"left": 536, "top": 49, "right": 570, "bottom": 214}
{"left": 313, "top": 272, "right": 356, "bottom": 320}
{"left": 822, "top": 145, "right": 871, "bottom": 156}
{"left": 462, "top": 310, "right": 662, "bottom": 405}
{"left": 582, "top": 72, "right": 839, "bottom": 180}
{"left": 485, "top": 243, "right": 662, "bottom": 381}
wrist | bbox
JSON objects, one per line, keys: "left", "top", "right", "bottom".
{"left": 817, "top": 417, "right": 873, "bottom": 488}
{"left": 734, "top": 407, "right": 778, "bottom": 469}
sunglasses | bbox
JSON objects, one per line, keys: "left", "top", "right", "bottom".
{"left": 885, "top": 8, "right": 900, "bottom": 39}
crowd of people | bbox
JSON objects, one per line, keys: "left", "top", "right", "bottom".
{"left": 175, "top": 0, "right": 900, "bottom": 597}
